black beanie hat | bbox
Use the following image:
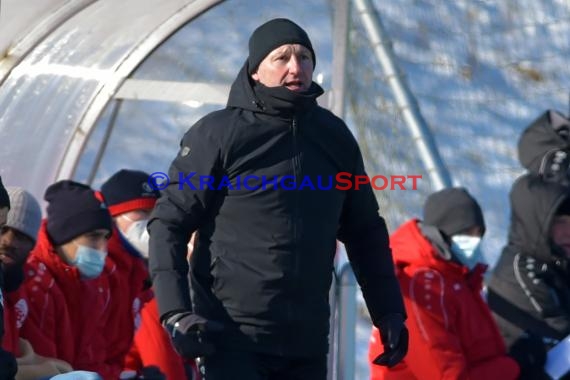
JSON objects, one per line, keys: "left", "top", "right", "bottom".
{"left": 423, "top": 187, "right": 486, "bottom": 237}
{"left": 248, "top": 18, "right": 316, "bottom": 74}
{"left": 0, "top": 176, "right": 9, "bottom": 209}
{"left": 101, "top": 169, "right": 160, "bottom": 217}
{"left": 45, "top": 180, "right": 112, "bottom": 245}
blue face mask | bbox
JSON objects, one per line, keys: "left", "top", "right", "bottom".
{"left": 72, "top": 244, "right": 107, "bottom": 279}
{"left": 450, "top": 235, "right": 483, "bottom": 270}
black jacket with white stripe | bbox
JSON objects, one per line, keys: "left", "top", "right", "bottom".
{"left": 488, "top": 173, "right": 570, "bottom": 348}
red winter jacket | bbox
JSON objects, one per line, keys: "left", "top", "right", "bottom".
{"left": 18, "top": 221, "right": 120, "bottom": 379}
{"left": 124, "top": 295, "right": 193, "bottom": 379}
{"left": 108, "top": 227, "right": 194, "bottom": 379}
{"left": 1, "top": 288, "right": 27, "bottom": 357}
{"left": 105, "top": 228, "right": 151, "bottom": 372}
{"left": 369, "top": 220, "right": 519, "bottom": 380}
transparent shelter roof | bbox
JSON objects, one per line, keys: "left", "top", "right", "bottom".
{"left": 0, "top": 0, "right": 335, "bottom": 206}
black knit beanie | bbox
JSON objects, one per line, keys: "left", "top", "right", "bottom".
{"left": 0, "top": 176, "right": 10, "bottom": 209}
{"left": 248, "top": 18, "right": 316, "bottom": 74}
{"left": 101, "top": 169, "right": 160, "bottom": 217}
{"left": 45, "top": 180, "right": 112, "bottom": 245}
{"left": 423, "top": 187, "right": 486, "bottom": 237}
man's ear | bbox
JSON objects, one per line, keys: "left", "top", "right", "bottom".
{"left": 251, "top": 72, "right": 259, "bottom": 81}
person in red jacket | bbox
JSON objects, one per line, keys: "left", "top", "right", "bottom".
{"left": 18, "top": 180, "right": 119, "bottom": 379}
{"left": 100, "top": 169, "right": 190, "bottom": 379}
{"left": 0, "top": 187, "right": 40, "bottom": 357}
{"left": 123, "top": 297, "right": 199, "bottom": 380}
{"left": 1, "top": 186, "right": 78, "bottom": 379}
{"left": 99, "top": 170, "right": 160, "bottom": 377}
{"left": 1, "top": 187, "right": 40, "bottom": 356}
{"left": 0, "top": 177, "right": 18, "bottom": 380}
{"left": 369, "top": 187, "right": 519, "bottom": 380}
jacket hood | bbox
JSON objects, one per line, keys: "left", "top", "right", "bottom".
{"left": 391, "top": 220, "right": 472, "bottom": 274}
{"left": 391, "top": 219, "right": 442, "bottom": 267}
{"left": 507, "top": 173, "right": 570, "bottom": 261}
{"left": 226, "top": 59, "right": 324, "bottom": 117}
{"left": 518, "top": 110, "right": 570, "bottom": 183}
{"left": 31, "top": 220, "right": 82, "bottom": 280}
{"left": 423, "top": 187, "right": 486, "bottom": 238}
{"left": 391, "top": 219, "right": 487, "bottom": 288}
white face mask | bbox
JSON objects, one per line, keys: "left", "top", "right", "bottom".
{"left": 122, "top": 216, "right": 150, "bottom": 258}
{"left": 450, "top": 235, "right": 483, "bottom": 270}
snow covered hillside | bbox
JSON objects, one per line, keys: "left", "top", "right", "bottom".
{"left": 353, "top": 1, "right": 570, "bottom": 377}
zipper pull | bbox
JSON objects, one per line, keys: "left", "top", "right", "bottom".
{"left": 251, "top": 100, "right": 265, "bottom": 111}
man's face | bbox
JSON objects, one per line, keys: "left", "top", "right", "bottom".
{"left": 460, "top": 225, "right": 483, "bottom": 238}
{"left": 251, "top": 44, "right": 313, "bottom": 92}
{"left": 0, "top": 226, "right": 34, "bottom": 269}
{"left": 60, "top": 229, "right": 110, "bottom": 264}
{"left": 550, "top": 215, "right": 570, "bottom": 257}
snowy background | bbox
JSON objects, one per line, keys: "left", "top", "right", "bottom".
{"left": 70, "top": 1, "right": 570, "bottom": 378}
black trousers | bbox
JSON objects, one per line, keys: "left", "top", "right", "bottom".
{"left": 203, "top": 350, "right": 327, "bottom": 380}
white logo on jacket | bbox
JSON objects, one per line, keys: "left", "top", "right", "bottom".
{"left": 15, "top": 299, "right": 28, "bottom": 328}
{"left": 133, "top": 297, "right": 142, "bottom": 330}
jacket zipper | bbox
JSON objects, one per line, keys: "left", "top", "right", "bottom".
{"left": 289, "top": 116, "right": 301, "bottom": 336}
{"left": 292, "top": 116, "right": 300, "bottom": 251}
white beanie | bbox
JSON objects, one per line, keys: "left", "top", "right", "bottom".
{"left": 6, "top": 187, "right": 42, "bottom": 243}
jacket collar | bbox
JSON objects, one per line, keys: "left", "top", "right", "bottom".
{"left": 392, "top": 219, "right": 487, "bottom": 287}
{"left": 31, "top": 220, "right": 82, "bottom": 281}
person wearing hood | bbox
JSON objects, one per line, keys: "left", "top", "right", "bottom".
{"left": 487, "top": 174, "right": 570, "bottom": 379}
{"left": 369, "top": 187, "right": 520, "bottom": 380}
{"left": 518, "top": 109, "right": 570, "bottom": 184}
{"left": 149, "top": 18, "right": 407, "bottom": 379}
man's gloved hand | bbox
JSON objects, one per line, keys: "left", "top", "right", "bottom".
{"left": 373, "top": 313, "right": 408, "bottom": 368}
{"left": 163, "top": 312, "right": 223, "bottom": 359}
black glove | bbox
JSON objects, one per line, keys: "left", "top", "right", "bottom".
{"left": 373, "top": 313, "right": 408, "bottom": 368}
{"left": 0, "top": 347, "right": 17, "bottom": 380}
{"left": 163, "top": 312, "right": 223, "bottom": 359}
{"left": 137, "top": 365, "right": 166, "bottom": 380}
{"left": 509, "top": 334, "right": 549, "bottom": 380}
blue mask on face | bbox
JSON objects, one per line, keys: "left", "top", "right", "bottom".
{"left": 450, "top": 235, "right": 482, "bottom": 270}
{"left": 72, "top": 244, "right": 107, "bottom": 279}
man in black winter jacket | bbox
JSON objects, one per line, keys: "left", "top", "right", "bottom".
{"left": 148, "top": 18, "right": 407, "bottom": 379}
{"left": 487, "top": 174, "right": 570, "bottom": 380}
